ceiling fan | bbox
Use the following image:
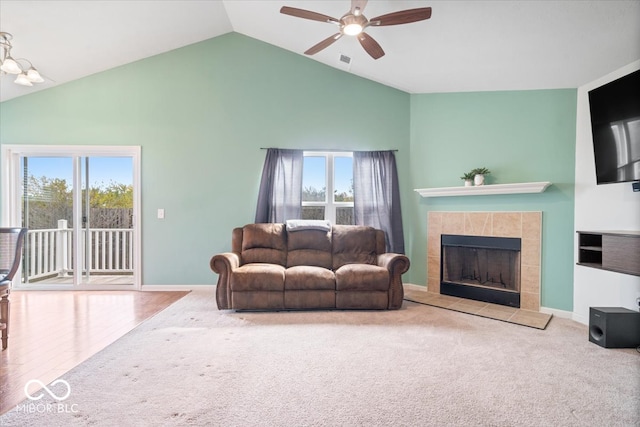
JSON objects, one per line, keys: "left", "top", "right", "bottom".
{"left": 280, "top": 0, "right": 432, "bottom": 60}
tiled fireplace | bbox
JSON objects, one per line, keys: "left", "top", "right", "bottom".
{"left": 427, "top": 212, "right": 542, "bottom": 312}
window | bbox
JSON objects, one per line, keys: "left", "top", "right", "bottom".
{"left": 302, "top": 152, "right": 353, "bottom": 225}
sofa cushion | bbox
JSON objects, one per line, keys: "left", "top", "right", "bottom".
{"left": 335, "top": 264, "right": 389, "bottom": 291}
{"left": 232, "top": 291, "right": 284, "bottom": 310}
{"left": 230, "top": 263, "right": 285, "bottom": 292}
{"left": 285, "top": 290, "right": 335, "bottom": 309}
{"left": 241, "top": 223, "right": 287, "bottom": 266}
{"left": 332, "top": 225, "right": 378, "bottom": 270}
{"left": 286, "top": 228, "right": 332, "bottom": 269}
{"left": 285, "top": 265, "right": 335, "bottom": 290}
{"left": 336, "top": 291, "right": 388, "bottom": 310}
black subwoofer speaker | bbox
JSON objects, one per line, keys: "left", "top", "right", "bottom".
{"left": 589, "top": 307, "right": 640, "bottom": 348}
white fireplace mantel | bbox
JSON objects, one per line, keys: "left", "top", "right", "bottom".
{"left": 414, "top": 182, "right": 552, "bottom": 198}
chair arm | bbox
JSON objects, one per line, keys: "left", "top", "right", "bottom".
{"left": 210, "top": 252, "right": 241, "bottom": 310}
{"left": 377, "top": 252, "right": 410, "bottom": 274}
{"left": 377, "top": 253, "right": 411, "bottom": 310}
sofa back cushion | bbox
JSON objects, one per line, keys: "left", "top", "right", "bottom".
{"left": 240, "top": 223, "right": 287, "bottom": 266}
{"left": 332, "top": 225, "right": 382, "bottom": 270}
{"left": 286, "top": 228, "right": 332, "bottom": 269}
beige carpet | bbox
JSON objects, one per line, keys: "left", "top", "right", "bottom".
{"left": 1, "top": 290, "right": 638, "bottom": 426}
{"left": 403, "top": 284, "right": 553, "bottom": 329}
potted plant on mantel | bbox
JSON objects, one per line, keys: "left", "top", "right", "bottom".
{"left": 460, "top": 171, "right": 475, "bottom": 187}
{"left": 471, "top": 167, "right": 491, "bottom": 186}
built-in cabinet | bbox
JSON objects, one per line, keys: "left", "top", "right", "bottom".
{"left": 577, "top": 231, "right": 640, "bottom": 277}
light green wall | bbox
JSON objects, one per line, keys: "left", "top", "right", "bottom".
{"left": 0, "top": 32, "right": 578, "bottom": 311}
{"left": 0, "top": 33, "right": 411, "bottom": 285}
{"left": 407, "top": 90, "right": 577, "bottom": 311}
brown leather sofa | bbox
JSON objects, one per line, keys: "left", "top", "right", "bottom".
{"left": 210, "top": 222, "right": 410, "bottom": 311}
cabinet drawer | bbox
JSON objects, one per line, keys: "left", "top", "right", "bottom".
{"left": 602, "top": 235, "right": 640, "bottom": 276}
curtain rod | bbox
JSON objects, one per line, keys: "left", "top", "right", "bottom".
{"left": 260, "top": 148, "right": 398, "bottom": 152}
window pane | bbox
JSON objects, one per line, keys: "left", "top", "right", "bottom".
{"left": 336, "top": 207, "right": 354, "bottom": 225}
{"left": 22, "top": 157, "right": 74, "bottom": 229}
{"left": 302, "top": 206, "right": 325, "bottom": 220}
{"left": 302, "top": 156, "right": 326, "bottom": 202}
{"left": 334, "top": 156, "right": 353, "bottom": 202}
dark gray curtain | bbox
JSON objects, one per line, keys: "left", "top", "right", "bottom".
{"left": 255, "top": 149, "right": 303, "bottom": 223}
{"left": 353, "top": 151, "right": 405, "bottom": 254}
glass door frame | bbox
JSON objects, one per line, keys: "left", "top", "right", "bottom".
{"left": 1, "top": 144, "right": 142, "bottom": 290}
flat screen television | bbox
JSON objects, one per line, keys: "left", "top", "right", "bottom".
{"left": 588, "top": 69, "right": 640, "bottom": 185}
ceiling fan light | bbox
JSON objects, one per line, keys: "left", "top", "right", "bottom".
{"left": 15, "top": 72, "right": 33, "bottom": 86}
{"left": 26, "top": 67, "right": 44, "bottom": 83}
{"left": 0, "top": 56, "right": 21, "bottom": 74}
{"left": 343, "top": 23, "right": 363, "bottom": 36}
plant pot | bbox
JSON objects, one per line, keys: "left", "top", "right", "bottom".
{"left": 464, "top": 180, "right": 473, "bottom": 187}
{"left": 474, "top": 174, "right": 485, "bottom": 186}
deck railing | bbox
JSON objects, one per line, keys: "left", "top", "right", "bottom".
{"left": 25, "top": 220, "right": 134, "bottom": 281}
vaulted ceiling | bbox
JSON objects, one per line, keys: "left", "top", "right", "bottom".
{"left": 1, "top": 1, "right": 639, "bottom": 102}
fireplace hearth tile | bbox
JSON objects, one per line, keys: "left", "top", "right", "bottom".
{"left": 428, "top": 294, "right": 459, "bottom": 306}
{"left": 427, "top": 254, "right": 440, "bottom": 277}
{"left": 520, "top": 292, "right": 540, "bottom": 311}
{"left": 403, "top": 284, "right": 552, "bottom": 329}
{"left": 465, "top": 212, "right": 492, "bottom": 236}
{"left": 521, "top": 238, "right": 541, "bottom": 267}
{"left": 522, "top": 212, "right": 542, "bottom": 239}
{"left": 510, "top": 310, "right": 551, "bottom": 329}
{"left": 492, "top": 212, "right": 522, "bottom": 237}
{"left": 521, "top": 265, "right": 541, "bottom": 294}
{"left": 477, "top": 304, "right": 518, "bottom": 321}
{"left": 442, "top": 212, "right": 465, "bottom": 234}
{"left": 450, "top": 299, "right": 488, "bottom": 314}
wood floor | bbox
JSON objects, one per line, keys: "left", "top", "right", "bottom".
{"left": 0, "top": 290, "right": 189, "bottom": 415}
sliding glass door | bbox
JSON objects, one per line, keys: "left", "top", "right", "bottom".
{"left": 78, "top": 157, "right": 135, "bottom": 285}
{"left": 1, "top": 146, "right": 141, "bottom": 289}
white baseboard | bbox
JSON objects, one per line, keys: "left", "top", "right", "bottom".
{"left": 539, "top": 306, "right": 572, "bottom": 319}
{"left": 571, "top": 313, "right": 589, "bottom": 325}
{"left": 540, "top": 307, "right": 588, "bottom": 325}
{"left": 140, "top": 284, "right": 215, "bottom": 292}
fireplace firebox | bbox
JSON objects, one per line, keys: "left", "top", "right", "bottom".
{"left": 440, "top": 234, "right": 521, "bottom": 308}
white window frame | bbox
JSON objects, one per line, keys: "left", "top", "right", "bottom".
{"left": 302, "top": 151, "right": 353, "bottom": 224}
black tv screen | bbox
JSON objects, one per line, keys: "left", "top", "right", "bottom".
{"left": 588, "top": 69, "right": 640, "bottom": 185}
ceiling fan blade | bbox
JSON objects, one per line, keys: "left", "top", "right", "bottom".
{"left": 369, "top": 7, "right": 432, "bottom": 26}
{"left": 357, "top": 32, "right": 385, "bottom": 60}
{"left": 280, "top": 6, "right": 339, "bottom": 24}
{"left": 304, "top": 33, "right": 343, "bottom": 55}
{"left": 350, "top": 0, "right": 368, "bottom": 16}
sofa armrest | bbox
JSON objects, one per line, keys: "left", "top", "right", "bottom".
{"left": 210, "top": 252, "right": 241, "bottom": 310}
{"left": 377, "top": 253, "right": 411, "bottom": 309}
